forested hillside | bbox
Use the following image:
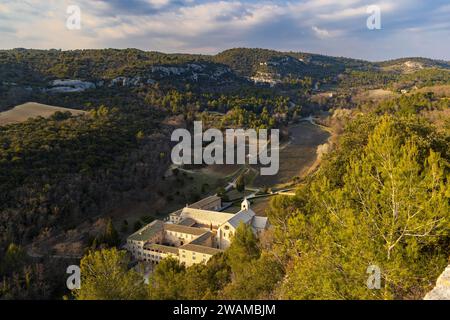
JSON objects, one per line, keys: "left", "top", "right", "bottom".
{"left": 0, "top": 48, "right": 449, "bottom": 299}
{"left": 72, "top": 105, "right": 449, "bottom": 300}
{"left": 66, "top": 88, "right": 450, "bottom": 301}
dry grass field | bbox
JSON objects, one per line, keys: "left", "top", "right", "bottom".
{"left": 413, "top": 84, "right": 450, "bottom": 97}
{"left": 0, "top": 102, "right": 86, "bottom": 126}
{"left": 352, "top": 89, "right": 397, "bottom": 104}
{"left": 252, "top": 121, "right": 330, "bottom": 188}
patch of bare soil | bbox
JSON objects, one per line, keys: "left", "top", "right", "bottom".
{"left": 28, "top": 218, "right": 107, "bottom": 258}
{"left": 352, "top": 89, "right": 397, "bottom": 104}
{"left": 252, "top": 122, "right": 330, "bottom": 188}
{"left": 0, "top": 102, "right": 86, "bottom": 126}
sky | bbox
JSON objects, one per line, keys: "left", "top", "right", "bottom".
{"left": 0, "top": 0, "right": 449, "bottom": 61}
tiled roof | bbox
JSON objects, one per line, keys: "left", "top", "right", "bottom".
{"left": 180, "top": 243, "right": 223, "bottom": 256}
{"left": 178, "top": 217, "right": 196, "bottom": 226}
{"left": 226, "top": 209, "right": 255, "bottom": 228}
{"left": 165, "top": 223, "right": 208, "bottom": 236}
{"left": 169, "top": 195, "right": 221, "bottom": 217}
{"left": 187, "top": 195, "right": 221, "bottom": 209}
{"left": 144, "top": 243, "right": 179, "bottom": 255}
{"left": 128, "top": 220, "right": 164, "bottom": 242}
{"left": 181, "top": 207, "right": 234, "bottom": 224}
{"left": 190, "top": 231, "right": 214, "bottom": 245}
{"left": 252, "top": 215, "right": 269, "bottom": 230}
{"left": 169, "top": 208, "right": 182, "bottom": 217}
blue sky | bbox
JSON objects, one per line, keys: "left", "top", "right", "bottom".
{"left": 1, "top": 0, "right": 449, "bottom": 61}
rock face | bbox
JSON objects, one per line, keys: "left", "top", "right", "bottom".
{"left": 424, "top": 265, "right": 450, "bottom": 300}
{"left": 404, "top": 60, "right": 424, "bottom": 70}
{"left": 46, "top": 79, "right": 96, "bottom": 93}
{"left": 23, "top": 62, "right": 235, "bottom": 95}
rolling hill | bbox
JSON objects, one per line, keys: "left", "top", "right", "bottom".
{"left": 0, "top": 102, "right": 86, "bottom": 126}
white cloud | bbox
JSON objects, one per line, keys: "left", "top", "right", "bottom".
{"left": 318, "top": 5, "right": 367, "bottom": 20}
{"left": 147, "top": 0, "right": 171, "bottom": 8}
{"left": 0, "top": 0, "right": 448, "bottom": 60}
{"left": 312, "top": 26, "right": 331, "bottom": 38}
{"left": 0, "top": 3, "right": 10, "bottom": 13}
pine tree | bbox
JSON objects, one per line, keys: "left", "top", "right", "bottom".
{"left": 278, "top": 116, "right": 450, "bottom": 299}
{"left": 226, "top": 222, "right": 260, "bottom": 275}
{"left": 74, "top": 248, "right": 146, "bottom": 300}
{"left": 0, "top": 243, "right": 27, "bottom": 275}
{"left": 235, "top": 174, "right": 245, "bottom": 192}
{"left": 103, "top": 218, "right": 120, "bottom": 247}
{"left": 148, "top": 257, "right": 186, "bottom": 300}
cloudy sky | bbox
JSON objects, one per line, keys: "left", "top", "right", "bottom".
{"left": 1, "top": 0, "right": 449, "bottom": 61}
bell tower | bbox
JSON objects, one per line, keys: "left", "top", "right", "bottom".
{"left": 241, "top": 198, "right": 250, "bottom": 211}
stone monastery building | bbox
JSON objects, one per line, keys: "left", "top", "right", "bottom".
{"left": 126, "top": 196, "right": 269, "bottom": 267}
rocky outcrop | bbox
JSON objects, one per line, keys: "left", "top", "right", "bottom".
{"left": 424, "top": 265, "right": 450, "bottom": 300}
{"left": 34, "top": 63, "right": 234, "bottom": 93}
{"left": 45, "top": 79, "right": 96, "bottom": 93}
{"left": 110, "top": 76, "right": 143, "bottom": 87}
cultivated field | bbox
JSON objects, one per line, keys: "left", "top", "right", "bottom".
{"left": 0, "top": 102, "right": 86, "bottom": 126}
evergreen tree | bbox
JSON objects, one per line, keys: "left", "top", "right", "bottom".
{"left": 0, "top": 243, "right": 27, "bottom": 275}
{"left": 182, "top": 253, "right": 231, "bottom": 299}
{"left": 103, "top": 218, "right": 120, "bottom": 247}
{"left": 74, "top": 248, "right": 146, "bottom": 300}
{"left": 226, "top": 222, "right": 260, "bottom": 275}
{"left": 222, "top": 252, "right": 283, "bottom": 299}
{"left": 235, "top": 174, "right": 245, "bottom": 193}
{"left": 278, "top": 116, "right": 450, "bottom": 299}
{"left": 148, "top": 257, "right": 186, "bottom": 300}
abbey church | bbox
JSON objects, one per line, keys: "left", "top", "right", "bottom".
{"left": 126, "top": 196, "right": 269, "bottom": 267}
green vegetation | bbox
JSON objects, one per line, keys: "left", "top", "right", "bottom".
{"left": 0, "top": 106, "right": 169, "bottom": 249}
{"left": 145, "top": 88, "right": 295, "bottom": 129}
{"left": 71, "top": 102, "right": 449, "bottom": 300}
{"left": 75, "top": 223, "right": 282, "bottom": 300}
{"left": 1, "top": 48, "right": 449, "bottom": 300}
{"left": 373, "top": 92, "right": 450, "bottom": 115}
{"left": 339, "top": 68, "right": 450, "bottom": 92}
{"left": 269, "top": 113, "right": 449, "bottom": 299}
{"left": 0, "top": 243, "right": 70, "bottom": 299}
{"left": 0, "top": 104, "right": 170, "bottom": 299}
{"left": 74, "top": 248, "right": 146, "bottom": 300}
{"left": 213, "top": 48, "right": 370, "bottom": 81}
{"left": 235, "top": 174, "right": 246, "bottom": 192}
{"left": 0, "top": 48, "right": 204, "bottom": 83}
